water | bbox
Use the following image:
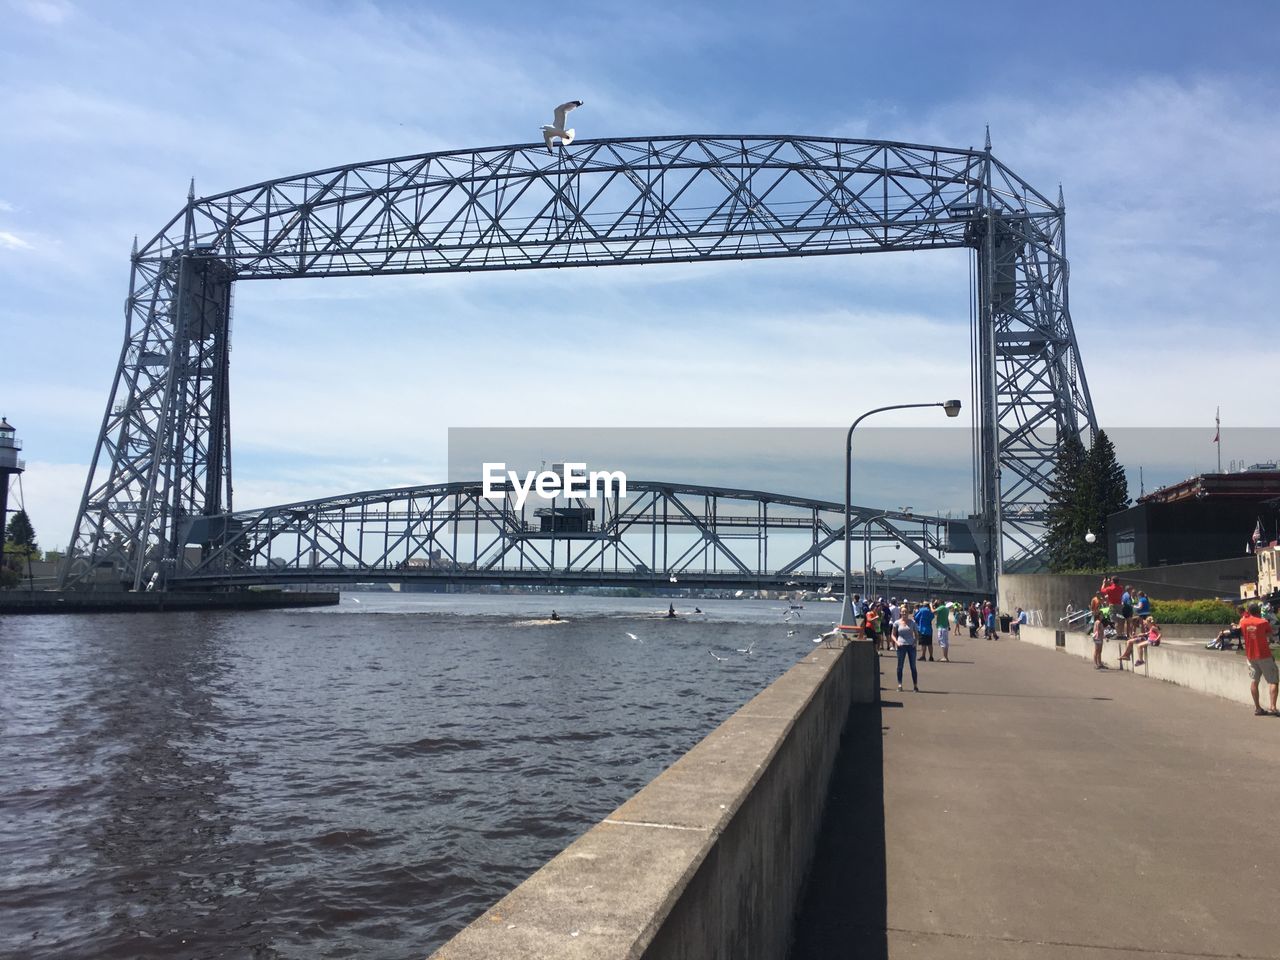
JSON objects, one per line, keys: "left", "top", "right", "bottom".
{"left": 0, "top": 594, "right": 833, "bottom": 959}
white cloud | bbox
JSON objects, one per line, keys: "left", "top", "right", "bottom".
{"left": 13, "top": 0, "right": 73, "bottom": 25}
{"left": 7, "top": 5, "right": 1279, "bottom": 541}
{"left": 10, "top": 460, "right": 88, "bottom": 553}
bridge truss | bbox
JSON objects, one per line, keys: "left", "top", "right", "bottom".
{"left": 171, "top": 481, "right": 973, "bottom": 595}
{"left": 62, "top": 134, "right": 1095, "bottom": 591}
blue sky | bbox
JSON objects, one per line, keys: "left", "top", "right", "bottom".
{"left": 3, "top": 0, "right": 1279, "bottom": 548}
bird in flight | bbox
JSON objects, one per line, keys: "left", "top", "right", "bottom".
{"left": 541, "top": 100, "right": 583, "bottom": 153}
{"left": 626, "top": 632, "right": 642, "bottom": 644}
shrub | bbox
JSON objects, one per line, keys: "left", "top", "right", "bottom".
{"left": 1149, "top": 599, "right": 1240, "bottom": 624}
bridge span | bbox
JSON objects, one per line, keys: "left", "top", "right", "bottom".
{"left": 62, "top": 134, "right": 1096, "bottom": 593}
{"left": 167, "top": 480, "right": 979, "bottom": 594}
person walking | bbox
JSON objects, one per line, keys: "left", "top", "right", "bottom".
{"left": 893, "top": 605, "right": 920, "bottom": 692}
{"left": 879, "top": 598, "right": 894, "bottom": 652}
{"left": 863, "top": 603, "right": 879, "bottom": 645}
{"left": 914, "top": 600, "right": 936, "bottom": 662}
{"left": 967, "top": 601, "right": 980, "bottom": 638}
{"left": 1240, "top": 603, "right": 1278, "bottom": 716}
{"left": 934, "top": 600, "right": 951, "bottom": 662}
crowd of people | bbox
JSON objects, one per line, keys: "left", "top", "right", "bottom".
{"left": 1084, "top": 576, "right": 1159, "bottom": 670}
{"left": 845, "top": 595, "right": 1021, "bottom": 693}
{"left": 1081, "top": 576, "right": 1278, "bottom": 716}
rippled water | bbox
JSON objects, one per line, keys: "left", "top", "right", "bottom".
{"left": 0, "top": 594, "right": 830, "bottom": 959}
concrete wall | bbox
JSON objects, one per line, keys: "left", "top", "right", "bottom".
{"left": 1000, "top": 556, "right": 1255, "bottom": 622}
{"left": 1019, "top": 625, "right": 1262, "bottom": 708}
{"left": 430, "top": 640, "right": 878, "bottom": 960}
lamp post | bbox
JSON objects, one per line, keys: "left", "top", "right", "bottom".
{"left": 841, "top": 400, "right": 962, "bottom": 634}
{"left": 866, "top": 543, "right": 900, "bottom": 596}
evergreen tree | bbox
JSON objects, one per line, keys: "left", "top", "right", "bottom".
{"left": 1044, "top": 435, "right": 1090, "bottom": 571}
{"left": 1043, "top": 431, "right": 1130, "bottom": 572}
{"left": 6, "top": 509, "right": 36, "bottom": 550}
{"left": 1084, "top": 430, "right": 1130, "bottom": 561}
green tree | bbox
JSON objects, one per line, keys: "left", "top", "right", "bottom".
{"left": 1044, "top": 431, "right": 1130, "bottom": 572}
{"left": 1044, "top": 434, "right": 1091, "bottom": 571}
{"left": 1084, "top": 430, "right": 1130, "bottom": 560}
{"left": 6, "top": 509, "right": 36, "bottom": 550}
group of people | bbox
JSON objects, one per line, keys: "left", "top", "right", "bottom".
{"left": 1086, "top": 576, "right": 1159, "bottom": 670}
{"left": 845, "top": 594, "right": 1017, "bottom": 693}
{"left": 1084, "top": 577, "right": 1278, "bottom": 717}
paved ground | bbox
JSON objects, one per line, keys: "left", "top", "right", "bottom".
{"left": 792, "top": 634, "right": 1280, "bottom": 960}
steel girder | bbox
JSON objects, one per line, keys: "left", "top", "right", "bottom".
{"left": 168, "top": 480, "right": 973, "bottom": 593}
{"left": 62, "top": 135, "right": 1096, "bottom": 589}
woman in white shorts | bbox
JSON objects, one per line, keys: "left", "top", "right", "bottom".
{"left": 934, "top": 601, "right": 951, "bottom": 662}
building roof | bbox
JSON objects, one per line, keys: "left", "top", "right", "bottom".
{"left": 1138, "top": 471, "right": 1280, "bottom": 505}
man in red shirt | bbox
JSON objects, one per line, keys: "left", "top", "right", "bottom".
{"left": 1100, "top": 576, "right": 1124, "bottom": 610}
{"left": 1240, "top": 603, "right": 1278, "bottom": 716}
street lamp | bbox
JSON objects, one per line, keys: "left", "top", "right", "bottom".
{"left": 841, "top": 400, "right": 962, "bottom": 635}
{"left": 866, "top": 542, "right": 901, "bottom": 596}
{"left": 1085, "top": 530, "right": 1097, "bottom": 544}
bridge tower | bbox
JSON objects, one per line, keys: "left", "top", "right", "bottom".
{"left": 0, "top": 417, "right": 26, "bottom": 572}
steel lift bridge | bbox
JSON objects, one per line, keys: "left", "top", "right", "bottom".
{"left": 61, "top": 134, "right": 1096, "bottom": 594}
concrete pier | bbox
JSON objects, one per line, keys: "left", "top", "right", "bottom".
{"left": 793, "top": 633, "right": 1280, "bottom": 959}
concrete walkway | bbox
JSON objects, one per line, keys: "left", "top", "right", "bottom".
{"left": 791, "top": 635, "right": 1280, "bottom": 960}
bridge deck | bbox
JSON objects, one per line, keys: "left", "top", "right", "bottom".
{"left": 792, "top": 634, "right": 1279, "bottom": 959}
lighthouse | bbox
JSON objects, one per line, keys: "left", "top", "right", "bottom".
{"left": 0, "top": 417, "right": 24, "bottom": 571}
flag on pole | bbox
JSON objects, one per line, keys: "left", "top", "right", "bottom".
{"left": 1213, "top": 407, "right": 1220, "bottom": 444}
{"left": 1253, "top": 519, "right": 1264, "bottom": 548}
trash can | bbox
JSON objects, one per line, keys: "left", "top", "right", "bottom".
{"left": 999, "top": 613, "right": 1012, "bottom": 633}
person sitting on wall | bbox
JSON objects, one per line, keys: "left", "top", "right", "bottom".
{"left": 1207, "top": 608, "right": 1247, "bottom": 650}
{"left": 1119, "top": 616, "right": 1162, "bottom": 666}
{"left": 1132, "top": 618, "right": 1162, "bottom": 667}
{"left": 1100, "top": 601, "right": 1114, "bottom": 636}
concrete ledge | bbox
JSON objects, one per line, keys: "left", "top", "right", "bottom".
{"left": 1019, "top": 624, "right": 1263, "bottom": 708}
{"left": 430, "top": 640, "right": 878, "bottom": 960}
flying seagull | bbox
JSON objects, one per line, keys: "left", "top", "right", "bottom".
{"left": 626, "top": 632, "right": 642, "bottom": 644}
{"left": 541, "top": 100, "right": 583, "bottom": 153}
{"left": 709, "top": 650, "right": 728, "bottom": 663}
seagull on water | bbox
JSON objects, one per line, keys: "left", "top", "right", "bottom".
{"left": 541, "top": 100, "right": 583, "bottom": 153}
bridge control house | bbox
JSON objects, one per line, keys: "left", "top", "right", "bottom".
{"left": 1106, "top": 467, "right": 1280, "bottom": 567}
